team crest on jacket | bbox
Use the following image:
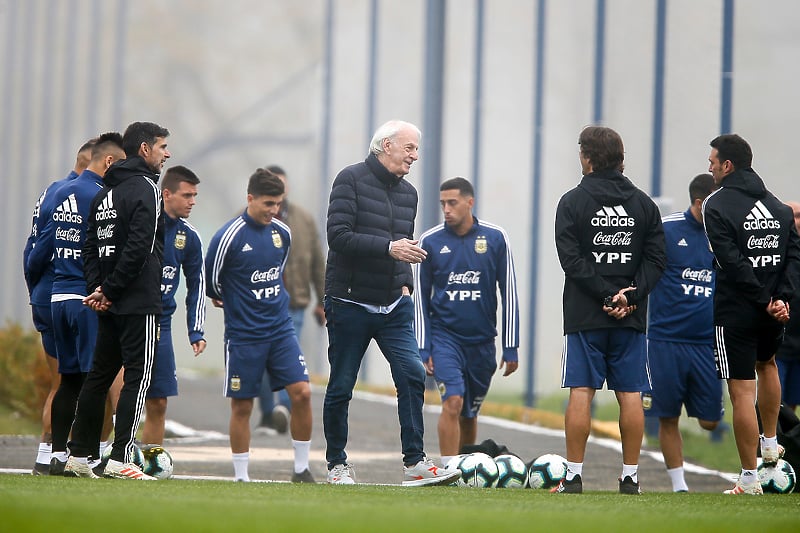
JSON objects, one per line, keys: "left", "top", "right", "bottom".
{"left": 174, "top": 231, "right": 186, "bottom": 250}
{"left": 474, "top": 236, "right": 487, "bottom": 254}
{"left": 272, "top": 229, "right": 283, "bottom": 248}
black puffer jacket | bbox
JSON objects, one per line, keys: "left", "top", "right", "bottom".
{"left": 325, "top": 153, "right": 417, "bottom": 305}
{"left": 83, "top": 156, "right": 164, "bottom": 315}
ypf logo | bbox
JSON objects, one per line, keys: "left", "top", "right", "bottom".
{"left": 591, "top": 206, "right": 635, "bottom": 227}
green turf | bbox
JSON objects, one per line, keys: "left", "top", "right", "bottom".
{"left": 1, "top": 475, "right": 798, "bottom": 533}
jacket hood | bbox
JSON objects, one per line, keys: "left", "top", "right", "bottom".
{"left": 104, "top": 156, "right": 158, "bottom": 186}
{"left": 365, "top": 153, "right": 403, "bottom": 186}
{"left": 577, "top": 169, "right": 638, "bottom": 205}
{"left": 719, "top": 168, "right": 766, "bottom": 199}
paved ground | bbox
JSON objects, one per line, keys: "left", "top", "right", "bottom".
{"left": 0, "top": 371, "right": 735, "bottom": 492}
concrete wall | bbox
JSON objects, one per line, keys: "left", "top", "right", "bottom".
{"left": 2, "top": 0, "right": 799, "bottom": 401}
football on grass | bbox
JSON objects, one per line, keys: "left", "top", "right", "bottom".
{"left": 757, "top": 458, "right": 796, "bottom": 494}
{"left": 493, "top": 454, "right": 528, "bottom": 488}
{"left": 527, "top": 453, "right": 567, "bottom": 489}
{"left": 449, "top": 452, "right": 499, "bottom": 488}
{"left": 102, "top": 442, "right": 145, "bottom": 470}
{"left": 141, "top": 444, "right": 174, "bottom": 479}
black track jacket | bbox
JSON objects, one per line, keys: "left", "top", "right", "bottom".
{"left": 702, "top": 168, "right": 800, "bottom": 328}
{"left": 83, "top": 156, "right": 164, "bottom": 315}
{"left": 555, "top": 169, "right": 666, "bottom": 334}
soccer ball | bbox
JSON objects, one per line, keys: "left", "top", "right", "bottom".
{"left": 450, "top": 452, "right": 499, "bottom": 488}
{"left": 494, "top": 454, "right": 528, "bottom": 489}
{"left": 527, "top": 453, "right": 567, "bottom": 489}
{"left": 141, "top": 444, "right": 174, "bottom": 480}
{"left": 757, "top": 458, "right": 796, "bottom": 494}
{"left": 101, "top": 442, "right": 145, "bottom": 470}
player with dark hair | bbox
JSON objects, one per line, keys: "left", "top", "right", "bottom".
{"left": 206, "top": 168, "right": 315, "bottom": 483}
{"left": 23, "top": 138, "right": 96, "bottom": 474}
{"left": 702, "top": 133, "right": 800, "bottom": 494}
{"left": 645, "top": 173, "right": 722, "bottom": 492}
{"left": 140, "top": 165, "right": 206, "bottom": 445}
{"left": 413, "top": 177, "right": 520, "bottom": 468}
{"left": 554, "top": 125, "right": 666, "bottom": 494}
{"left": 64, "top": 121, "right": 170, "bottom": 480}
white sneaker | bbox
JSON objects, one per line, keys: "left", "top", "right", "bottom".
{"left": 761, "top": 444, "right": 785, "bottom": 465}
{"left": 402, "top": 457, "right": 460, "bottom": 487}
{"left": 103, "top": 459, "right": 156, "bottom": 480}
{"left": 64, "top": 456, "right": 99, "bottom": 479}
{"left": 327, "top": 463, "right": 356, "bottom": 485}
{"left": 724, "top": 477, "right": 763, "bottom": 495}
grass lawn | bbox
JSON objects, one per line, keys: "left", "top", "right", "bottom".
{"left": 1, "top": 475, "right": 797, "bottom": 533}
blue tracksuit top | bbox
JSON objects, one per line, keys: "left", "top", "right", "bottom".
{"left": 27, "top": 169, "right": 103, "bottom": 298}
{"left": 162, "top": 214, "right": 206, "bottom": 344}
{"left": 647, "top": 209, "right": 715, "bottom": 343}
{"left": 205, "top": 210, "right": 293, "bottom": 343}
{"left": 23, "top": 171, "right": 78, "bottom": 305}
{"left": 413, "top": 217, "right": 520, "bottom": 362}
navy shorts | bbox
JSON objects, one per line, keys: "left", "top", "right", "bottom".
{"left": 645, "top": 339, "right": 723, "bottom": 421}
{"left": 561, "top": 328, "right": 649, "bottom": 391}
{"left": 224, "top": 334, "right": 308, "bottom": 398}
{"left": 777, "top": 357, "right": 800, "bottom": 406}
{"left": 147, "top": 325, "right": 178, "bottom": 398}
{"left": 31, "top": 304, "right": 57, "bottom": 358}
{"left": 714, "top": 324, "right": 782, "bottom": 380}
{"left": 52, "top": 299, "right": 97, "bottom": 374}
{"left": 430, "top": 330, "right": 496, "bottom": 419}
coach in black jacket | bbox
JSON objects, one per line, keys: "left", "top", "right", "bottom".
{"left": 702, "top": 133, "right": 800, "bottom": 495}
{"left": 322, "top": 120, "right": 458, "bottom": 487}
{"left": 554, "top": 126, "right": 666, "bottom": 494}
{"left": 65, "top": 122, "right": 170, "bottom": 480}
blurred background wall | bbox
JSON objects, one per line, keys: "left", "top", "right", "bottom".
{"left": 2, "top": 0, "right": 798, "bottom": 404}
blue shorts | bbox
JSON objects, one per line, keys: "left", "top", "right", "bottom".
{"left": 51, "top": 299, "right": 97, "bottom": 374}
{"left": 645, "top": 339, "right": 723, "bottom": 421}
{"left": 430, "top": 330, "right": 496, "bottom": 418}
{"left": 224, "top": 334, "right": 309, "bottom": 398}
{"left": 561, "top": 328, "right": 649, "bottom": 391}
{"left": 777, "top": 357, "right": 800, "bottom": 406}
{"left": 147, "top": 325, "right": 178, "bottom": 398}
{"left": 31, "top": 304, "right": 57, "bottom": 358}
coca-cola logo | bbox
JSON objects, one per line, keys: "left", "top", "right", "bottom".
{"left": 97, "top": 224, "right": 115, "bottom": 240}
{"left": 55, "top": 227, "right": 81, "bottom": 243}
{"left": 163, "top": 265, "right": 177, "bottom": 280}
{"left": 681, "top": 268, "right": 713, "bottom": 283}
{"left": 447, "top": 270, "right": 481, "bottom": 284}
{"left": 251, "top": 267, "right": 280, "bottom": 283}
{"left": 747, "top": 234, "right": 780, "bottom": 250}
{"left": 593, "top": 231, "right": 632, "bottom": 246}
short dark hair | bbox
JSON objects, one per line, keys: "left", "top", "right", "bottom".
{"left": 161, "top": 165, "right": 200, "bottom": 192}
{"left": 79, "top": 138, "right": 98, "bottom": 153}
{"left": 579, "top": 126, "right": 625, "bottom": 172}
{"left": 248, "top": 168, "right": 285, "bottom": 197}
{"left": 710, "top": 134, "right": 753, "bottom": 170}
{"left": 266, "top": 165, "right": 286, "bottom": 177}
{"left": 440, "top": 177, "right": 474, "bottom": 197}
{"left": 688, "top": 173, "right": 716, "bottom": 203}
{"left": 122, "top": 121, "right": 170, "bottom": 158}
{"left": 90, "top": 132, "right": 123, "bottom": 160}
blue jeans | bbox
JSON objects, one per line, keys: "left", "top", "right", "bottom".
{"left": 259, "top": 308, "right": 305, "bottom": 419}
{"left": 323, "top": 296, "right": 426, "bottom": 468}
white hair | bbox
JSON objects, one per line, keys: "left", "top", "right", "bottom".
{"left": 369, "top": 120, "right": 421, "bottom": 155}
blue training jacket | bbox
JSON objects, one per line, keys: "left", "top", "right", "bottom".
{"left": 413, "top": 217, "right": 520, "bottom": 362}
{"left": 27, "top": 169, "right": 103, "bottom": 299}
{"left": 647, "top": 208, "right": 715, "bottom": 344}
{"left": 23, "top": 171, "right": 78, "bottom": 305}
{"left": 162, "top": 214, "right": 206, "bottom": 344}
{"left": 205, "top": 210, "right": 293, "bottom": 343}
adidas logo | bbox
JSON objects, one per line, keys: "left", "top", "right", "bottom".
{"left": 95, "top": 191, "right": 117, "bottom": 221}
{"left": 591, "top": 205, "right": 635, "bottom": 227}
{"left": 242, "top": 243, "right": 253, "bottom": 252}
{"left": 439, "top": 245, "right": 451, "bottom": 254}
{"left": 677, "top": 238, "right": 688, "bottom": 247}
{"left": 52, "top": 193, "right": 82, "bottom": 224}
{"left": 743, "top": 201, "right": 780, "bottom": 230}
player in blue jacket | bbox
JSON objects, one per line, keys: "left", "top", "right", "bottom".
{"left": 27, "top": 133, "right": 125, "bottom": 476}
{"left": 205, "top": 169, "right": 314, "bottom": 483}
{"left": 645, "top": 174, "right": 722, "bottom": 492}
{"left": 22, "top": 139, "right": 95, "bottom": 474}
{"left": 413, "top": 177, "right": 520, "bottom": 467}
{"left": 140, "top": 166, "right": 206, "bottom": 446}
